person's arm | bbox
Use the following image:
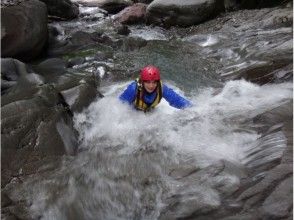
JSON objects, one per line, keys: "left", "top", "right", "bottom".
{"left": 162, "top": 84, "right": 192, "bottom": 109}
{"left": 119, "top": 81, "right": 137, "bottom": 105}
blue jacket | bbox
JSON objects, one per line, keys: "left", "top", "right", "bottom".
{"left": 119, "top": 81, "right": 192, "bottom": 109}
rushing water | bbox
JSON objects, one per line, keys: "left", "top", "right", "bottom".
{"left": 18, "top": 79, "right": 291, "bottom": 220}
{"left": 16, "top": 4, "right": 292, "bottom": 220}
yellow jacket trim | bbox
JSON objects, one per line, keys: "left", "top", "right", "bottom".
{"left": 134, "top": 78, "right": 162, "bottom": 112}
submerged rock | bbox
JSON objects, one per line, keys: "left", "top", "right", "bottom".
{"left": 1, "top": 0, "right": 48, "bottom": 61}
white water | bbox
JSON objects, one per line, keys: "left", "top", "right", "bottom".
{"left": 26, "top": 80, "right": 292, "bottom": 220}
{"left": 74, "top": 80, "right": 292, "bottom": 165}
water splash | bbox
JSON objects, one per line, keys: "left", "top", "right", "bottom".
{"left": 26, "top": 80, "right": 292, "bottom": 220}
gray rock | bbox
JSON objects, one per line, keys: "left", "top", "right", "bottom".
{"left": 237, "top": 164, "right": 292, "bottom": 209}
{"left": 146, "top": 0, "right": 225, "bottom": 27}
{"left": 61, "top": 80, "right": 103, "bottom": 113}
{"left": 32, "top": 58, "right": 68, "bottom": 76}
{"left": 117, "top": 25, "right": 131, "bottom": 35}
{"left": 1, "top": 58, "right": 44, "bottom": 95}
{"left": 39, "top": 0, "right": 79, "bottom": 20}
{"left": 1, "top": 84, "right": 79, "bottom": 185}
{"left": 260, "top": 176, "right": 293, "bottom": 219}
{"left": 1, "top": 0, "right": 48, "bottom": 61}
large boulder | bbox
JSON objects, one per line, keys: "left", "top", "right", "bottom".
{"left": 1, "top": 0, "right": 48, "bottom": 61}
{"left": 146, "top": 0, "right": 225, "bottom": 27}
{"left": 114, "top": 3, "right": 147, "bottom": 24}
{"left": 39, "top": 0, "right": 79, "bottom": 20}
{"left": 1, "top": 58, "right": 102, "bottom": 188}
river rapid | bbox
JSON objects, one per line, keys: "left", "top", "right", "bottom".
{"left": 5, "top": 3, "right": 292, "bottom": 220}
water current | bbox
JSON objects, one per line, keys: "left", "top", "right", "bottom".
{"left": 18, "top": 4, "right": 292, "bottom": 220}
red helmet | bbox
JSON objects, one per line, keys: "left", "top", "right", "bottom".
{"left": 140, "top": 65, "right": 160, "bottom": 81}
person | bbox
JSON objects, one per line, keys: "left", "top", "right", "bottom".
{"left": 119, "top": 65, "right": 192, "bottom": 112}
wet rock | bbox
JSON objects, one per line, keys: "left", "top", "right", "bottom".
{"left": 146, "top": 0, "right": 225, "bottom": 27}
{"left": 237, "top": 164, "right": 292, "bottom": 209}
{"left": 47, "top": 30, "right": 114, "bottom": 57}
{"left": 1, "top": 192, "right": 13, "bottom": 207}
{"left": 1, "top": 84, "right": 78, "bottom": 187}
{"left": 68, "top": 57, "right": 86, "bottom": 67}
{"left": 252, "top": 101, "right": 293, "bottom": 167}
{"left": 260, "top": 176, "right": 293, "bottom": 219}
{"left": 33, "top": 58, "right": 68, "bottom": 75}
{"left": 133, "top": 0, "right": 153, "bottom": 3}
{"left": 220, "top": 213, "right": 260, "bottom": 220}
{"left": 39, "top": 0, "right": 79, "bottom": 20}
{"left": 168, "top": 165, "right": 200, "bottom": 180}
{"left": 94, "top": 51, "right": 112, "bottom": 61}
{"left": 1, "top": 58, "right": 44, "bottom": 96}
{"left": 239, "top": 0, "right": 291, "bottom": 9}
{"left": 77, "top": 0, "right": 132, "bottom": 14}
{"left": 114, "top": 3, "right": 147, "bottom": 24}
{"left": 117, "top": 36, "right": 147, "bottom": 51}
{"left": 116, "top": 25, "right": 131, "bottom": 35}
{"left": 60, "top": 78, "right": 103, "bottom": 113}
{"left": 70, "top": 31, "right": 100, "bottom": 46}
{"left": 1, "top": 58, "right": 102, "bottom": 188}
{"left": 1, "top": 0, "right": 48, "bottom": 61}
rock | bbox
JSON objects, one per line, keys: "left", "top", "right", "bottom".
{"left": 117, "top": 25, "right": 131, "bottom": 35}
{"left": 1, "top": 58, "right": 103, "bottom": 188}
{"left": 39, "top": 0, "right": 79, "bottom": 20}
{"left": 223, "top": 0, "right": 291, "bottom": 11}
{"left": 1, "top": 192, "right": 13, "bottom": 207}
{"left": 260, "top": 176, "right": 293, "bottom": 219}
{"left": 114, "top": 3, "right": 147, "bottom": 24}
{"left": 1, "top": 0, "right": 48, "bottom": 61}
{"left": 32, "top": 58, "right": 68, "bottom": 77}
{"left": 237, "top": 164, "right": 292, "bottom": 209}
{"left": 146, "top": 0, "right": 225, "bottom": 27}
{"left": 220, "top": 213, "right": 260, "bottom": 220}
{"left": 133, "top": 0, "right": 153, "bottom": 3}
{"left": 77, "top": 0, "right": 132, "bottom": 14}
{"left": 1, "top": 84, "right": 79, "bottom": 187}
{"left": 60, "top": 78, "right": 103, "bottom": 113}
{"left": 1, "top": 58, "right": 44, "bottom": 96}
{"left": 68, "top": 57, "right": 86, "bottom": 67}
{"left": 117, "top": 36, "right": 147, "bottom": 51}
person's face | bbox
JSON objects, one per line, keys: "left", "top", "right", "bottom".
{"left": 143, "top": 80, "right": 157, "bottom": 93}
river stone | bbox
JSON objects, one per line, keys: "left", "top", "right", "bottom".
{"left": 1, "top": 58, "right": 45, "bottom": 97}
{"left": 32, "top": 58, "right": 68, "bottom": 76}
{"left": 39, "top": 0, "right": 79, "bottom": 20}
{"left": 260, "top": 176, "right": 293, "bottom": 219}
{"left": 60, "top": 79, "right": 103, "bottom": 113}
{"left": 146, "top": 0, "right": 225, "bottom": 27}
{"left": 237, "top": 164, "right": 292, "bottom": 209}
{"left": 1, "top": 0, "right": 48, "bottom": 61}
{"left": 1, "top": 58, "right": 103, "bottom": 188}
{"left": 1, "top": 84, "right": 78, "bottom": 186}
{"left": 114, "top": 3, "right": 147, "bottom": 24}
